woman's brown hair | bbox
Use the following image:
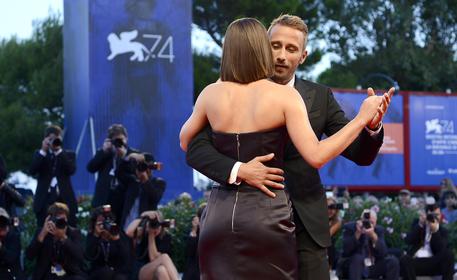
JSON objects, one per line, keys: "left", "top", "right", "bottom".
{"left": 220, "top": 18, "right": 274, "bottom": 84}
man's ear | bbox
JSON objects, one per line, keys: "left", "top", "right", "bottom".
{"left": 299, "top": 50, "right": 308, "bottom": 65}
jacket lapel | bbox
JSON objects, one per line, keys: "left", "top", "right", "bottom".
{"left": 294, "top": 77, "right": 316, "bottom": 112}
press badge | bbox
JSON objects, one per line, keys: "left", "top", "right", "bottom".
{"left": 51, "top": 264, "right": 66, "bottom": 276}
{"left": 109, "top": 168, "right": 115, "bottom": 176}
{"left": 364, "top": 257, "right": 373, "bottom": 267}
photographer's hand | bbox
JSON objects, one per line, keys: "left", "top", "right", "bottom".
{"left": 141, "top": 211, "right": 158, "bottom": 220}
{"left": 38, "top": 216, "right": 52, "bottom": 242}
{"left": 41, "top": 137, "right": 51, "bottom": 154}
{"left": 102, "top": 138, "right": 113, "bottom": 153}
{"left": 127, "top": 153, "right": 145, "bottom": 162}
{"left": 418, "top": 211, "right": 426, "bottom": 227}
{"left": 355, "top": 220, "right": 363, "bottom": 240}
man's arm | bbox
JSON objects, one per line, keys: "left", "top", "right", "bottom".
{"left": 186, "top": 126, "right": 238, "bottom": 185}
{"left": 87, "top": 149, "right": 112, "bottom": 173}
{"left": 58, "top": 151, "right": 76, "bottom": 176}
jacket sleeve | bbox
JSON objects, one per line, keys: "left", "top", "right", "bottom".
{"left": 430, "top": 226, "right": 449, "bottom": 255}
{"left": 324, "top": 89, "right": 383, "bottom": 166}
{"left": 25, "top": 230, "right": 44, "bottom": 260}
{"left": 186, "top": 125, "right": 237, "bottom": 185}
{"left": 3, "top": 184, "right": 26, "bottom": 207}
{"left": 0, "top": 231, "right": 21, "bottom": 266}
{"left": 29, "top": 150, "right": 47, "bottom": 176}
{"left": 404, "top": 219, "right": 423, "bottom": 246}
{"left": 342, "top": 223, "right": 359, "bottom": 257}
{"left": 372, "top": 226, "right": 387, "bottom": 258}
{"left": 87, "top": 149, "right": 112, "bottom": 173}
{"left": 58, "top": 151, "right": 76, "bottom": 176}
{"left": 143, "top": 177, "right": 166, "bottom": 207}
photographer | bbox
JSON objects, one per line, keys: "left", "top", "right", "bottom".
{"left": 26, "top": 202, "right": 86, "bottom": 280}
{"left": 87, "top": 125, "right": 138, "bottom": 217}
{"left": 400, "top": 201, "right": 455, "bottom": 280}
{"left": 85, "top": 205, "right": 130, "bottom": 279}
{"left": 126, "top": 211, "right": 178, "bottom": 280}
{"left": 339, "top": 209, "right": 399, "bottom": 280}
{"left": 116, "top": 153, "right": 165, "bottom": 232}
{"left": 441, "top": 190, "right": 457, "bottom": 223}
{"left": 0, "top": 207, "right": 24, "bottom": 280}
{"left": 0, "top": 155, "right": 26, "bottom": 218}
{"left": 29, "top": 125, "right": 78, "bottom": 227}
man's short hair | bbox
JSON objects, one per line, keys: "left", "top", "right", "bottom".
{"left": 108, "top": 124, "right": 128, "bottom": 139}
{"left": 44, "top": 125, "right": 62, "bottom": 138}
{"left": 220, "top": 18, "right": 274, "bottom": 84}
{"left": 268, "top": 14, "right": 309, "bottom": 49}
{"left": 47, "top": 202, "right": 69, "bottom": 217}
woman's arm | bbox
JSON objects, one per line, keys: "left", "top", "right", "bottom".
{"left": 179, "top": 89, "right": 209, "bottom": 152}
{"left": 284, "top": 88, "right": 381, "bottom": 169}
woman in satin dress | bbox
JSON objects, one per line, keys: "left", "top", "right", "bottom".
{"left": 180, "top": 18, "right": 382, "bottom": 279}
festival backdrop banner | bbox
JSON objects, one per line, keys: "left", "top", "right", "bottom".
{"left": 64, "top": 0, "right": 194, "bottom": 200}
{"left": 409, "top": 95, "right": 457, "bottom": 186}
{"left": 320, "top": 92, "right": 405, "bottom": 186}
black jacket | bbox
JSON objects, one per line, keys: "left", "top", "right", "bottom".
{"left": 342, "top": 222, "right": 388, "bottom": 261}
{"left": 0, "top": 183, "right": 25, "bottom": 217}
{"left": 29, "top": 150, "right": 77, "bottom": 217}
{"left": 116, "top": 159, "right": 166, "bottom": 229}
{"left": 87, "top": 147, "right": 137, "bottom": 208}
{"left": 0, "top": 229, "right": 24, "bottom": 279}
{"left": 404, "top": 218, "right": 450, "bottom": 257}
{"left": 26, "top": 227, "right": 85, "bottom": 280}
{"left": 186, "top": 78, "right": 383, "bottom": 247}
{"left": 85, "top": 233, "right": 130, "bottom": 274}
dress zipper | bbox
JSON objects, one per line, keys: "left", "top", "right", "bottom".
{"left": 231, "top": 134, "right": 240, "bottom": 233}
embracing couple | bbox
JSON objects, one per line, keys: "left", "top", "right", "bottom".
{"left": 180, "top": 14, "right": 392, "bottom": 280}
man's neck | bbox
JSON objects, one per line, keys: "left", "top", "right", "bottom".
{"left": 272, "top": 75, "right": 295, "bottom": 86}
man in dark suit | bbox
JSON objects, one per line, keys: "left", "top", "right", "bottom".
{"left": 186, "top": 14, "right": 392, "bottom": 280}
{"left": 0, "top": 207, "right": 24, "bottom": 280}
{"left": 29, "top": 125, "right": 78, "bottom": 227}
{"left": 400, "top": 203, "right": 455, "bottom": 280}
{"left": 26, "top": 202, "right": 86, "bottom": 280}
{"left": 87, "top": 124, "right": 138, "bottom": 222}
{"left": 339, "top": 209, "right": 399, "bottom": 280}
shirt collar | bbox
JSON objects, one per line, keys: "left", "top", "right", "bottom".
{"left": 286, "top": 75, "right": 295, "bottom": 88}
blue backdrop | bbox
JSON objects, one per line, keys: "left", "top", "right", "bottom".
{"left": 64, "top": 0, "right": 194, "bottom": 201}
{"left": 409, "top": 95, "right": 457, "bottom": 186}
{"left": 320, "top": 92, "right": 405, "bottom": 186}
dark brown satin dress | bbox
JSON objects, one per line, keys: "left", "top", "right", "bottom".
{"left": 198, "top": 127, "right": 298, "bottom": 279}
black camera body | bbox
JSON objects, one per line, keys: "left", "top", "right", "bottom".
{"left": 328, "top": 203, "right": 344, "bottom": 210}
{"left": 51, "top": 216, "right": 67, "bottom": 229}
{"left": 0, "top": 216, "right": 10, "bottom": 229}
{"left": 50, "top": 137, "right": 63, "bottom": 148}
{"left": 139, "top": 216, "right": 171, "bottom": 230}
{"left": 362, "top": 211, "right": 371, "bottom": 229}
{"left": 136, "top": 161, "right": 162, "bottom": 172}
{"left": 111, "top": 138, "right": 125, "bottom": 148}
{"left": 100, "top": 205, "right": 119, "bottom": 236}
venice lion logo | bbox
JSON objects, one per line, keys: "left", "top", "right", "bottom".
{"left": 107, "top": 30, "right": 149, "bottom": 62}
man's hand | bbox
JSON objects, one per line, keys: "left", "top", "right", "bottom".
{"left": 363, "top": 225, "right": 378, "bottom": 243}
{"left": 102, "top": 138, "right": 113, "bottom": 152}
{"left": 237, "top": 153, "right": 285, "bottom": 198}
{"left": 41, "top": 136, "right": 51, "bottom": 153}
{"left": 367, "top": 87, "right": 394, "bottom": 130}
{"left": 38, "top": 216, "right": 52, "bottom": 242}
{"left": 126, "top": 153, "right": 144, "bottom": 162}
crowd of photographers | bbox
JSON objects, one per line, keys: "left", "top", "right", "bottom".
{"left": 327, "top": 186, "right": 457, "bottom": 280}
{"left": 1, "top": 123, "right": 456, "bottom": 279}
{"left": 0, "top": 124, "right": 181, "bottom": 280}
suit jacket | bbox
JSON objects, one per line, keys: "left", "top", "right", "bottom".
{"left": 0, "top": 229, "right": 24, "bottom": 279}
{"left": 342, "top": 222, "right": 388, "bottom": 261}
{"left": 26, "top": 227, "right": 85, "bottom": 280}
{"left": 29, "top": 150, "right": 77, "bottom": 216}
{"left": 87, "top": 147, "right": 137, "bottom": 208}
{"left": 117, "top": 160, "right": 166, "bottom": 228}
{"left": 186, "top": 78, "right": 383, "bottom": 248}
{"left": 404, "top": 218, "right": 450, "bottom": 257}
{"left": 85, "top": 233, "right": 130, "bottom": 274}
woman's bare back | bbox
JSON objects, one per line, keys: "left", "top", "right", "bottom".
{"left": 204, "top": 79, "right": 295, "bottom": 133}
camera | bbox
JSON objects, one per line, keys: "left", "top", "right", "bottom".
{"left": 134, "top": 153, "right": 163, "bottom": 172}
{"left": 0, "top": 216, "right": 10, "bottom": 229}
{"left": 50, "top": 137, "right": 62, "bottom": 148}
{"left": 111, "top": 138, "right": 125, "bottom": 148}
{"left": 100, "top": 205, "right": 119, "bottom": 236}
{"left": 51, "top": 216, "right": 67, "bottom": 229}
{"left": 328, "top": 203, "right": 344, "bottom": 210}
{"left": 362, "top": 210, "right": 371, "bottom": 229}
{"left": 426, "top": 213, "right": 438, "bottom": 223}
{"left": 139, "top": 216, "right": 173, "bottom": 230}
